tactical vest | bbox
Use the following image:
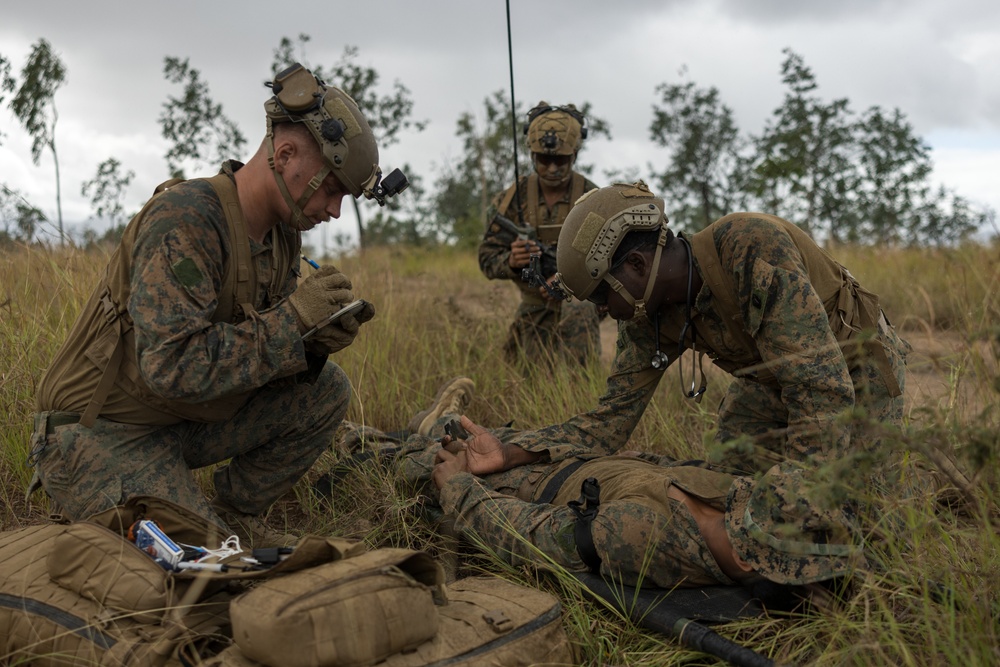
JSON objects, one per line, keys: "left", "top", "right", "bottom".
{"left": 36, "top": 171, "right": 300, "bottom": 427}
{"left": 497, "top": 172, "right": 587, "bottom": 245}
{"left": 497, "top": 173, "right": 587, "bottom": 305}
{"left": 688, "top": 213, "right": 901, "bottom": 397}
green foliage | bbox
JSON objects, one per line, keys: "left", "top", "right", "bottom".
{"left": 652, "top": 49, "right": 993, "bottom": 246}
{"left": 363, "top": 167, "right": 439, "bottom": 246}
{"left": 752, "top": 48, "right": 857, "bottom": 240}
{"left": 159, "top": 56, "right": 247, "bottom": 179}
{"left": 433, "top": 90, "right": 528, "bottom": 247}
{"left": 433, "top": 91, "right": 612, "bottom": 246}
{"left": 0, "top": 185, "right": 45, "bottom": 246}
{"left": 1, "top": 244, "right": 999, "bottom": 662}
{"left": 270, "top": 34, "right": 428, "bottom": 247}
{"left": 757, "top": 49, "right": 993, "bottom": 245}
{"left": 7, "top": 39, "right": 66, "bottom": 242}
{"left": 649, "top": 69, "right": 753, "bottom": 231}
{"left": 81, "top": 157, "right": 135, "bottom": 229}
{"left": 0, "top": 54, "right": 16, "bottom": 146}
{"left": 271, "top": 35, "right": 427, "bottom": 149}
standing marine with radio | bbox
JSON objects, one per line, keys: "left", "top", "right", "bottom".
{"left": 478, "top": 101, "right": 602, "bottom": 369}
{"left": 28, "top": 63, "right": 406, "bottom": 547}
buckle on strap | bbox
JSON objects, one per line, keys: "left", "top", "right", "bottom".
{"left": 568, "top": 476, "right": 603, "bottom": 574}
{"left": 98, "top": 287, "right": 121, "bottom": 324}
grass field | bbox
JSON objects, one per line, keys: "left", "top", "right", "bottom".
{"left": 1, "top": 240, "right": 998, "bottom": 665}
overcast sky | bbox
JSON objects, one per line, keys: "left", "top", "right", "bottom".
{"left": 2, "top": 0, "right": 998, "bottom": 247}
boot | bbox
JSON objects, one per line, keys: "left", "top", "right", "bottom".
{"left": 407, "top": 377, "right": 476, "bottom": 437}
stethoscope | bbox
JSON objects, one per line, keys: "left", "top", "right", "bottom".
{"left": 650, "top": 236, "right": 706, "bottom": 401}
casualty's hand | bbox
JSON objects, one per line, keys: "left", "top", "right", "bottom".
{"left": 441, "top": 416, "right": 537, "bottom": 476}
{"left": 432, "top": 447, "right": 469, "bottom": 489}
{"left": 508, "top": 238, "right": 539, "bottom": 270}
{"left": 305, "top": 300, "right": 376, "bottom": 356}
{"left": 288, "top": 266, "right": 354, "bottom": 334}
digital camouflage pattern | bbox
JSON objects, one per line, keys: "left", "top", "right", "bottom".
{"left": 347, "top": 419, "right": 731, "bottom": 588}
{"left": 506, "top": 214, "right": 910, "bottom": 473}
{"left": 479, "top": 173, "right": 601, "bottom": 367}
{"left": 726, "top": 462, "right": 863, "bottom": 585}
{"left": 32, "top": 161, "right": 351, "bottom": 523}
{"left": 342, "top": 419, "right": 858, "bottom": 589}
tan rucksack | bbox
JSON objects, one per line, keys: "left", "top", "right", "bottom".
{"left": 0, "top": 496, "right": 362, "bottom": 666}
{"left": 1, "top": 498, "right": 575, "bottom": 667}
{"left": 208, "top": 574, "right": 576, "bottom": 667}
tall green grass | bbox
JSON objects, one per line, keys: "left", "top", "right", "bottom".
{"left": 2, "top": 241, "right": 998, "bottom": 665}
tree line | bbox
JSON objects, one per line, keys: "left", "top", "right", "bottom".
{"left": 0, "top": 38, "right": 992, "bottom": 249}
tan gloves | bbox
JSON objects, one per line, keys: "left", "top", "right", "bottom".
{"left": 288, "top": 266, "right": 376, "bottom": 355}
{"left": 307, "top": 300, "right": 376, "bottom": 355}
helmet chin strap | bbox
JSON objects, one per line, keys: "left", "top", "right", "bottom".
{"left": 605, "top": 225, "right": 669, "bottom": 320}
{"left": 266, "top": 135, "right": 332, "bottom": 232}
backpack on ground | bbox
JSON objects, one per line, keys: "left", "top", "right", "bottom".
{"left": 0, "top": 496, "right": 360, "bottom": 666}
{"left": 206, "top": 574, "right": 575, "bottom": 667}
{"left": 1, "top": 497, "right": 576, "bottom": 667}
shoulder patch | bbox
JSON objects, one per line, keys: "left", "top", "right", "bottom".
{"left": 171, "top": 257, "right": 204, "bottom": 289}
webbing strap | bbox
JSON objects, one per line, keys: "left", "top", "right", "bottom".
{"left": 206, "top": 173, "right": 255, "bottom": 321}
{"left": 688, "top": 227, "right": 758, "bottom": 354}
{"left": 80, "top": 288, "right": 125, "bottom": 428}
{"left": 533, "top": 459, "right": 588, "bottom": 505}
{"left": 568, "top": 477, "right": 602, "bottom": 574}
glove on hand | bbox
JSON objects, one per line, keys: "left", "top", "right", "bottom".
{"left": 288, "top": 266, "right": 353, "bottom": 334}
{"left": 305, "top": 300, "right": 377, "bottom": 356}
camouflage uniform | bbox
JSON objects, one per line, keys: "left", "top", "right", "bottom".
{"left": 354, "top": 419, "right": 857, "bottom": 588}
{"left": 30, "top": 161, "right": 350, "bottom": 524}
{"left": 479, "top": 174, "right": 602, "bottom": 367}
{"left": 510, "top": 213, "right": 910, "bottom": 473}
{"left": 339, "top": 420, "right": 730, "bottom": 588}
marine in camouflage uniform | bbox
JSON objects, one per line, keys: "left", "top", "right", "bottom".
{"left": 478, "top": 102, "right": 601, "bottom": 367}
{"left": 28, "top": 65, "right": 395, "bottom": 534}
{"left": 507, "top": 182, "right": 909, "bottom": 474}
{"left": 338, "top": 402, "right": 861, "bottom": 591}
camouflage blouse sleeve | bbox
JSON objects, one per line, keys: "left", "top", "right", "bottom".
{"left": 504, "top": 318, "right": 668, "bottom": 460}
{"left": 477, "top": 184, "right": 521, "bottom": 281}
{"left": 127, "top": 185, "right": 308, "bottom": 402}
{"left": 719, "top": 218, "right": 855, "bottom": 461}
{"left": 439, "top": 471, "right": 585, "bottom": 571}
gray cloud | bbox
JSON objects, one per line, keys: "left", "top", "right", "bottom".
{"left": 1, "top": 0, "right": 997, "bottom": 237}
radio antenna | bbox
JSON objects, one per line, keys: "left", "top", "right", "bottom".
{"left": 505, "top": 0, "right": 525, "bottom": 224}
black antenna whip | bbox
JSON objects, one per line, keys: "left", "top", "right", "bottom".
{"left": 505, "top": 0, "right": 525, "bottom": 224}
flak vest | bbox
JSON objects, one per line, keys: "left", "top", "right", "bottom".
{"left": 497, "top": 173, "right": 587, "bottom": 306}
{"left": 688, "top": 213, "right": 901, "bottom": 397}
{"left": 37, "top": 173, "right": 300, "bottom": 427}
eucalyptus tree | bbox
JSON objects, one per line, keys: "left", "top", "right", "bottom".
{"left": 8, "top": 39, "right": 67, "bottom": 243}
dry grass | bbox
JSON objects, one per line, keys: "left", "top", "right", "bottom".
{"left": 2, "top": 240, "right": 999, "bottom": 665}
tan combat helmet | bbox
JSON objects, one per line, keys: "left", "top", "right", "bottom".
{"left": 553, "top": 181, "right": 669, "bottom": 318}
{"left": 524, "top": 101, "right": 586, "bottom": 156}
{"left": 726, "top": 462, "right": 864, "bottom": 586}
{"left": 264, "top": 63, "right": 384, "bottom": 230}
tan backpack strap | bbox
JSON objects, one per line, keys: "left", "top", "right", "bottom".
{"left": 689, "top": 228, "right": 758, "bottom": 354}
{"left": 206, "top": 174, "right": 254, "bottom": 321}
{"left": 497, "top": 182, "right": 519, "bottom": 220}
{"left": 79, "top": 288, "right": 127, "bottom": 428}
{"left": 569, "top": 172, "right": 586, "bottom": 206}
{"left": 526, "top": 174, "right": 540, "bottom": 229}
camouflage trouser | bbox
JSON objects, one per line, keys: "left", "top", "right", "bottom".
{"left": 29, "top": 361, "right": 351, "bottom": 524}
{"left": 713, "top": 315, "right": 911, "bottom": 474}
{"left": 503, "top": 298, "right": 601, "bottom": 368}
